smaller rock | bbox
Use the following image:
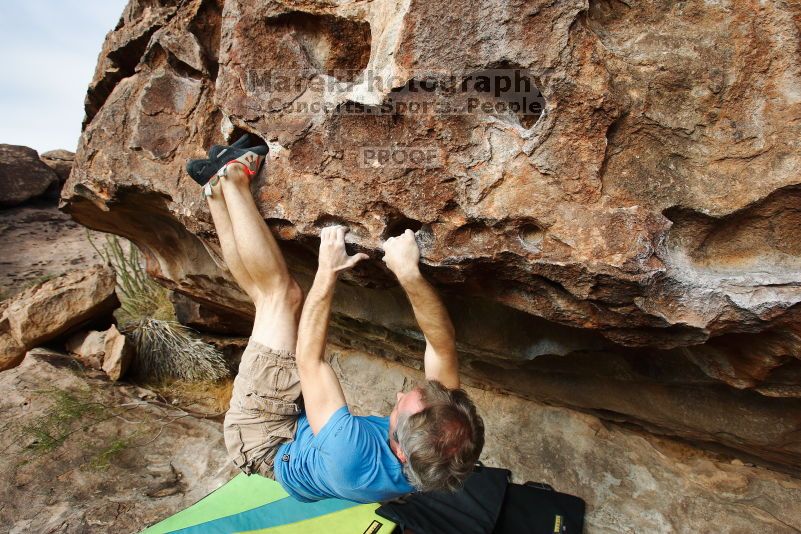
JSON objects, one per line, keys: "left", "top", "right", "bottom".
{"left": 66, "top": 330, "right": 107, "bottom": 370}
{"left": 102, "top": 325, "right": 133, "bottom": 381}
{"left": 39, "top": 149, "right": 74, "bottom": 184}
{"left": 0, "top": 265, "right": 119, "bottom": 371}
{"left": 0, "top": 144, "right": 59, "bottom": 207}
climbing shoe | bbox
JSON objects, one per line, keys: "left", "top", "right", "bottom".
{"left": 186, "top": 134, "right": 269, "bottom": 197}
{"left": 207, "top": 133, "right": 251, "bottom": 160}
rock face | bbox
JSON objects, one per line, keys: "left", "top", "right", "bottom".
{"left": 0, "top": 350, "right": 235, "bottom": 532}
{"left": 40, "top": 149, "right": 75, "bottom": 184}
{"left": 171, "top": 292, "right": 252, "bottom": 335}
{"left": 63, "top": 0, "right": 801, "bottom": 472}
{"left": 0, "top": 265, "right": 119, "bottom": 370}
{"left": 0, "top": 204, "right": 106, "bottom": 298}
{"left": 0, "top": 144, "right": 59, "bottom": 207}
{"left": 337, "top": 345, "right": 801, "bottom": 533}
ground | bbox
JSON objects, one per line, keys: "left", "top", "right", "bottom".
{"left": 0, "top": 350, "right": 236, "bottom": 533}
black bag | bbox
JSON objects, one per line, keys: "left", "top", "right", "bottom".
{"left": 376, "top": 465, "right": 585, "bottom": 534}
{"left": 494, "top": 480, "right": 585, "bottom": 534}
{"left": 377, "top": 465, "right": 509, "bottom": 534}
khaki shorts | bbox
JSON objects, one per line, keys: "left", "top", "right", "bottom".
{"left": 223, "top": 339, "right": 302, "bottom": 479}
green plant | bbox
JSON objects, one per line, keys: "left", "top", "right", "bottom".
{"left": 21, "top": 388, "right": 107, "bottom": 453}
{"left": 88, "top": 233, "right": 174, "bottom": 324}
{"left": 91, "top": 438, "right": 130, "bottom": 470}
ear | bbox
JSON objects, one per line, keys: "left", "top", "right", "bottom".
{"left": 390, "top": 438, "right": 407, "bottom": 463}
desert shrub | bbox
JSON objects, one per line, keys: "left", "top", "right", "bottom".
{"left": 89, "top": 233, "right": 229, "bottom": 382}
{"left": 129, "top": 319, "right": 229, "bottom": 381}
{"left": 89, "top": 233, "right": 173, "bottom": 323}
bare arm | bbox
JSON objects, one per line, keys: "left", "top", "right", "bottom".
{"left": 296, "top": 226, "right": 368, "bottom": 434}
{"left": 383, "top": 230, "right": 460, "bottom": 389}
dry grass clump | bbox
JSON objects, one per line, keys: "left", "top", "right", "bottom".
{"left": 129, "top": 319, "right": 229, "bottom": 382}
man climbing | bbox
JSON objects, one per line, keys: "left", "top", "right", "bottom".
{"left": 186, "top": 135, "right": 485, "bottom": 503}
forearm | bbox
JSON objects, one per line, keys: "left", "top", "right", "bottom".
{"left": 295, "top": 270, "right": 336, "bottom": 368}
{"left": 397, "top": 267, "right": 456, "bottom": 354}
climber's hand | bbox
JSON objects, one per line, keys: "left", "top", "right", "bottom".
{"left": 382, "top": 229, "right": 421, "bottom": 282}
{"left": 318, "top": 225, "right": 368, "bottom": 274}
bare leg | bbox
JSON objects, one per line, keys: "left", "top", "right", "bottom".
{"left": 206, "top": 183, "right": 258, "bottom": 300}
{"left": 212, "top": 166, "right": 303, "bottom": 352}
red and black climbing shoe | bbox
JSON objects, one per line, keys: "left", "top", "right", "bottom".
{"left": 186, "top": 134, "right": 269, "bottom": 198}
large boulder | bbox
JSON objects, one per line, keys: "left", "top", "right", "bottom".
{"left": 62, "top": 0, "right": 801, "bottom": 471}
{"left": 40, "top": 149, "right": 75, "bottom": 184}
{"left": 0, "top": 144, "right": 58, "bottom": 207}
{"left": 0, "top": 204, "right": 106, "bottom": 297}
{"left": 0, "top": 265, "right": 119, "bottom": 371}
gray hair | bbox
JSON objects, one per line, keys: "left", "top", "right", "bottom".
{"left": 395, "top": 380, "right": 485, "bottom": 492}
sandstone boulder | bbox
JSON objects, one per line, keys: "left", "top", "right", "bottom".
{"left": 0, "top": 265, "right": 119, "bottom": 371}
{"left": 62, "top": 0, "right": 801, "bottom": 472}
{"left": 0, "top": 144, "right": 58, "bottom": 207}
{"left": 39, "top": 149, "right": 75, "bottom": 184}
{"left": 66, "top": 329, "right": 107, "bottom": 369}
{"left": 0, "top": 204, "right": 106, "bottom": 296}
{"left": 102, "top": 324, "right": 134, "bottom": 380}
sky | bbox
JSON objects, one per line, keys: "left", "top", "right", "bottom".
{"left": 0, "top": 1, "right": 129, "bottom": 153}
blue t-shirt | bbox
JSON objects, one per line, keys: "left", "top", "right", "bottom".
{"left": 274, "top": 406, "right": 414, "bottom": 503}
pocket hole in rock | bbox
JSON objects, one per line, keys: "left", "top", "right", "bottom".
{"left": 518, "top": 223, "right": 544, "bottom": 251}
{"left": 382, "top": 216, "right": 424, "bottom": 239}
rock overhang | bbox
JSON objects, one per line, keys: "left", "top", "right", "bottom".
{"left": 62, "top": 0, "right": 801, "bottom": 472}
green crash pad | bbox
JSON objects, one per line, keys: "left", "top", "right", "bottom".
{"left": 141, "top": 473, "right": 395, "bottom": 534}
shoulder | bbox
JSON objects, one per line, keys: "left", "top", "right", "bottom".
{"left": 316, "top": 411, "right": 387, "bottom": 457}
{"left": 312, "top": 405, "right": 351, "bottom": 446}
